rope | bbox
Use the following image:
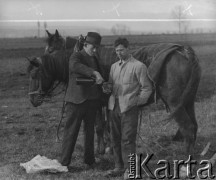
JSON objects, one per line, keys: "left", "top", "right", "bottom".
{"left": 55, "top": 46, "right": 69, "bottom": 142}
{"left": 56, "top": 99, "right": 66, "bottom": 142}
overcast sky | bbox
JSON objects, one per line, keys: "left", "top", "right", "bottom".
{"left": 1, "top": 0, "right": 215, "bottom": 20}
{"left": 0, "top": 0, "right": 215, "bottom": 37}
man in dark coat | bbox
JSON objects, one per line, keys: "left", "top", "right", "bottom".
{"left": 60, "top": 32, "right": 104, "bottom": 168}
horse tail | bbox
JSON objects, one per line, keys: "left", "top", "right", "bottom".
{"left": 162, "top": 46, "right": 201, "bottom": 124}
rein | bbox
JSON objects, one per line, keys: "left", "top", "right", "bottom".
{"left": 55, "top": 39, "right": 70, "bottom": 142}
{"left": 43, "top": 40, "right": 69, "bottom": 142}
{"left": 44, "top": 81, "right": 63, "bottom": 97}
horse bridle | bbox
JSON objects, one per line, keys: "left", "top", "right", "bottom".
{"left": 28, "top": 57, "right": 62, "bottom": 99}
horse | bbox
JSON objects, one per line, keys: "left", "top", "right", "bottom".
{"left": 27, "top": 31, "right": 201, "bottom": 154}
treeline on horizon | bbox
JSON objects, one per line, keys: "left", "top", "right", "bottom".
{"left": 101, "top": 33, "right": 216, "bottom": 46}
{"left": 0, "top": 32, "right": 215, "bottom": 50}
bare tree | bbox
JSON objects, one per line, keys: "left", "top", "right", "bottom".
{"left": 171, "top": 5, "right": 190, "bottom": 34}
{"left": 111, "top": 24, "right": 131, "bottom": 35}
{"left": 44, "top": 21, "right": 47, "bottom": 37}
{"left": 37, "top": 20, "right": 40, "bottom": 37}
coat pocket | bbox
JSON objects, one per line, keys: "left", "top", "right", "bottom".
{"left": 122, "top": 71, "right": 133, "bottom": 84}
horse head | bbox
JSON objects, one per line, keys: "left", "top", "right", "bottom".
{"left": 45, "top": 29, "right": 78, "bottom": 54}
{"left": 27, "top": 56, "right": 55, "bottom": 107}
{"left": 45, "top": 30, "right": 66, "bottom": 54}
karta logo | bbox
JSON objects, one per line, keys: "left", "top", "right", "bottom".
{"left": 128, "top": 153, "right": 215, "bottom": 179}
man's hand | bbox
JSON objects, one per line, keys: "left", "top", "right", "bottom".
{"left": 93, "top": 71, "right": 104, "bottom": 85}
{"left": 102, "top": 82, "right": 112, "bottom": 94}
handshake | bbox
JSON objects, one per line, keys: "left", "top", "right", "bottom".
{"left": 93, "top": 71, "right": 112, "bottom": 94}
{"left": 76, "top": 71, "right": 112, "bottom": 94}
{"left": 102, "top": 82, "right": 112, "bottom": 94}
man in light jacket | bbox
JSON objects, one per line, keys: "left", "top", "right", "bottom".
{"left": 104, "top": 37, "right": 152, "bottom": 179}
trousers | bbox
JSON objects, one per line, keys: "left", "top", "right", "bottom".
{"left": 110, "top": 99, "right": 139, "bottom": 169}
{"left": 61, "top": 99, "right": 99, "bottom": 166}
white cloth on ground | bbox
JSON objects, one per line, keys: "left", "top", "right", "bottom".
{"left": 20, "top": 155, "right": 68, "bottom": 173}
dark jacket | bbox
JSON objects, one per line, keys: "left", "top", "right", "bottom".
{"left": 65, "top": 49, "right": 102, "bottom": 104}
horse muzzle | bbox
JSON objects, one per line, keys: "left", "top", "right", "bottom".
{"left": 29, "top": 91, "right": 44, "bottom": 107}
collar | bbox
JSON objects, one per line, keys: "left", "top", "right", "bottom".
{"left": 80, "top": 48, "right": 95, "bottom": 58}
{"left": 118, "top": 54, "right": 132, "bottom": 66}
{"left": 80, "top": 49, "right": 89, "bottom": 57}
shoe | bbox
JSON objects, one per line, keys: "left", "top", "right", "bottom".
{"left": 105, "top": 167, "right": 125, "bottom": 177}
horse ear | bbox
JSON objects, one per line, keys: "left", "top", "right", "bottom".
{"left": 79, "top": 34, "right": 85, "bottom": 44}
{"left": 46, "top": 30, "right": 52, "bottom": 38}
{"left": 55, "top": 29, "right": 59, "bottom": 37}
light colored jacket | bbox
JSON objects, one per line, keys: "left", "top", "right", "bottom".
{"left": 108, "top": 55, "right": 152, "bottom": 113}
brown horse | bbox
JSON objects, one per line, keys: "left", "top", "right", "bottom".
{"left": 27, "top": 31, "right": 201, "bottom": 154}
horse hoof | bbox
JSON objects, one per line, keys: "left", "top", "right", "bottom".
{"left": 172, "top": 135, "right": 184, "bottom": 142}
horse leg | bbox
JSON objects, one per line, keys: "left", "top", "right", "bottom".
{"left": 185, "top": 101, "right": 198, "bottom": 145}
{"left": 95, "top": 108, "right": 105, "bottom": 155}
{"left": 103, "top": 109, "right": 113, "bottom": 154}
{"left": 104, "top": 121, "right": 112, "bottom": 154}
{"left": 172, "top": 129, "right": 184, "bottom": 142}
{"left": 173, "top": 106, "right": 197, "bottom": 154}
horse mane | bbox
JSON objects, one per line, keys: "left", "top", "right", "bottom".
{"left": 44, "top": 35, "right": 77, "bottom": 49}
{"left": 42, "top": 51, "right": 69, "bottom": 83}
{"left": 65, "top": 37, "right": 77, "bottom": 49}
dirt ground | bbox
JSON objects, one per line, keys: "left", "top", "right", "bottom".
{"left": 0, "top": 38, "right": 216, "bottom": 179}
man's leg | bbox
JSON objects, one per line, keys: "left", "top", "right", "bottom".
{"left": 61, "top": 102, "right": 85, "bottom": 166}
{"left": 94, "top": 105, "right": 105, "bottom": 154}
{"left": 83, "top": 100, "right": 99, "bottom": 165}
{"left": 110, "top": 99, "right": 124, "bottom": 169}
{"left": 121, "top": 106, "right": 139, "bottom": 169}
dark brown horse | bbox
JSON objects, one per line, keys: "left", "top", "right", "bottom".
{"left": 27, "top": 31, "right": 201, "bottom": 154}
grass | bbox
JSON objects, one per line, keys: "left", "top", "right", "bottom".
{"left": 0, "top": 38, "right": 216, "bottom": 179}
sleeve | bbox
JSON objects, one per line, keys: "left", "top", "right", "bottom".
{"left": 136, "top": 63, "right": 153, "bottom": 106}
{"left": 108, "top": 64, "right": 114, "bottom": 84}
{"left": 69, "top": 52, "right": 95, "bottom": 77}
